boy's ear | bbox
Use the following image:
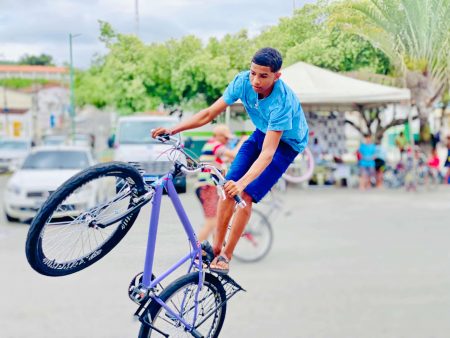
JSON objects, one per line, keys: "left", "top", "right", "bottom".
{"left": 274, "top": 72, "right": 281, "bottom": 81}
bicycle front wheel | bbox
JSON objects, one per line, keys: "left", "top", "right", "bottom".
{"left": 138, "top": 272, "right": 227, "bottom": 338}
{"left": 233, "top": 209, "right": 273, "bottom": 263}
{"left": 26, "top": 162, "right": 146, "bottom": 277}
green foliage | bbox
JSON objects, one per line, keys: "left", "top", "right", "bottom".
{"left": 257, "top": 2, "right": 391, "bottom": 74}
{"left": 19, "top": 53, "right": 53, "bottom": 66}
{"left": 0, "top": 78, "right": 49, "bottom": 89}
{"left": 329, "top": 0, "right": 450, "bottom": 141}
{"left": 76, "top": 1, "right": 397, "bottom": 114}
{"left": 329, "top": 0, "right": 450, "bottom": 105}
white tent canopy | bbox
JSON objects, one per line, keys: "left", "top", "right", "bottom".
{"left": 279, "top": 62, "right": 410, "bottom": 111}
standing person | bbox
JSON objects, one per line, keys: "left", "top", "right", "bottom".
{"left": 358, "top": 134, "right": 376, "bottom": 190}
{"left": 152, "top": 47, "right": 309, "bottom": 274}
{"left": 427, "top": 147, "right": 441, "bottom": 184}
{"left": 374, "top": 140, "right": 386, "bottom": 188}
{"left": 395, "top": 131, "right": 407, "bottom": 160}
{"left": 445, "top": 135, "right": 450, "bottom": 184}
{"left": 310, "top": 137, "right": 324, "bottom": 165}
{"left": 195, "top": 124, "right": 246, "bottom": 243}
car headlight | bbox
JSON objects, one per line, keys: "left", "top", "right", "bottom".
{"left": 9, "top": 159, "right": 22, "bottom": 171}
{"left": 6, "top": 184, "right": 21, "bottom": 195}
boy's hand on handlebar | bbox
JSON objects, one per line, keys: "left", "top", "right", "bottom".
{"left": 151, "top": 127, "right": 173, "bottom": 139}
{"left": 224, "top": 180, "right": 245, "bottom": 197}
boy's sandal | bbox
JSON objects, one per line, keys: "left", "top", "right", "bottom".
{"left": 209, "top": 255, "right": 230, "bottom": 275}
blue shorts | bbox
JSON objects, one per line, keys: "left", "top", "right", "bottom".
{"left": 226, "top": 129, "right": 299, "bottom": 203}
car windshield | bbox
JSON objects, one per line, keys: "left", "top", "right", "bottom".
{"left": 0, "top": 140, "right": 29, "bottom": 150}
{"left": 118, "top": 120, "right": 176, "bottom": 144}
{"left": 22, "top": 151, "right": 90, "bottom": 169}
{"left": 42, "top": 135, "right": 66, "bottom": 145}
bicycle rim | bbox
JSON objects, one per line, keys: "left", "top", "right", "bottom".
{"left": 233, "top": 209, "right": 273, "bottom": 263}
{"left": 35, "top": 172, "right": 140, "bottom": 271}
{"left": 282, "top": 147, "right": 314, "bottom": 183}
{"left": 140, "top": 273, "right": 226, "bottom": 338}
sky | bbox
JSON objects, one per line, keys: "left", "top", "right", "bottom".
{"left": 0, "top": 0, "right": 315, "bottom": 69}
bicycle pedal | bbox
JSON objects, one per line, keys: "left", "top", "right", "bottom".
{"left": 128, "top": 272, "right": 153, "bottom": 304}
{"left": 128, "top": 272, "right": 148, "bottom": 304}
{"left": 129, "top": 285, "right": 149, "bottom": 304}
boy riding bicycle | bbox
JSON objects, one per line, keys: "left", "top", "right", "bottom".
{"left": 152, "top": 47, "right": 308, "bottom": 274}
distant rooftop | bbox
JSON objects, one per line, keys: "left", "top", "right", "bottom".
{"left": 0, "top": 65, "right": 68, "bottom": 81}
{"left": 0, "top": 65, "right": 68, "bottom": 74}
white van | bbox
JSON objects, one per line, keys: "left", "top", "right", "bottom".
{"left": 112, "top": 115, "right": 186, "bottom": 193}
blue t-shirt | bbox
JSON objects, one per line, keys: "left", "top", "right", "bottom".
{"left": 359, "top": 143, "right": 376, "bottom": 168}
{"left": 222, "top": 71, "right": 309, "bottom": 153}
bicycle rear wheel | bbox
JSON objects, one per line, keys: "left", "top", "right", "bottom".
{"left": 26, "top": 162, "right": 146, "bottom": 276}
{"left": 233, "top": 209, "right": 273, "bottom": 263}
{"left": 138, "top": 272, "right": 226, "bottom": 338}
{"left": 282, "top": 147, "right": 314, "bottom": 184}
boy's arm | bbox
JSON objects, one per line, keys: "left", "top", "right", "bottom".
{"left": 224, "top": 130, "right": 282, "bottom": 197}
{"left": 151, "top": 97, "right": 228, "bottom": 137}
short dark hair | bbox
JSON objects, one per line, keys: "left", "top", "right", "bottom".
{"left": 252, "top": 47, "right": 283, "bottom": 72}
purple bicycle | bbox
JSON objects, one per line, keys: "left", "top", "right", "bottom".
{"left": 25, "top": 134, "right": 246, "bottom": 338}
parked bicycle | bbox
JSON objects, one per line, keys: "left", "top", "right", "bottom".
{"left": 282, "top": 146, "right": 314, "bottom": 184}
{"left": 25, "top": 134, "right": 246, "bottom": 338}
{"left": 232, "top": 186, "right": 289, "bottom": 263}
{"left": 384, "top": 146, "right": 442, "bottom": 190}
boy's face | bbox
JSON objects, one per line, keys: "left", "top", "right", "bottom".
{"left": 250, "top": 62, "right": 281, "bottom": 97}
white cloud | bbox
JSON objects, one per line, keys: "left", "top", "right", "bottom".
{"left": 0, "top": 0, "right": 316, "bottom": 68}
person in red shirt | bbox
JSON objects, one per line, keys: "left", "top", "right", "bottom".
{"left": 427, "top": 148, "right": 440, "bottom": 184}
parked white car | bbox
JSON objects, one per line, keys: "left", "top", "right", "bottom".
{"left": 0, "top": 138, "right": 33, "bottom": 173}
{"left": 112, "top": 115, "right": 187, "bottom": 192}
{"left": 4, "top": 146, "right": 95, "bottom": 223}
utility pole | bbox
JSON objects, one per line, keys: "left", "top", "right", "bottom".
{"left": 3, "top": 86, "right": 9, "bottom": 137}
{"left": 293, "top": 0, "right": 296, "bottom": 14}
{"left": 135, "top": 0, "right": 140, "bottom": 37}
{"left": 69, "top": 33, "right": 80, "bottom": 142}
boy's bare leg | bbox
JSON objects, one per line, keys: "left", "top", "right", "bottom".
{"left": 222, "top": 192, "right": 253, "bottom": 259}
{"left": 212, "top": 197, "right": 236, "bottom": 256}
{"left": 212, "top": 192, "right": 253, "bottom": 258}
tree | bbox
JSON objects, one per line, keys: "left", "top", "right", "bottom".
{"left": 254, "top": 2, "right": 391, "bottom": 74}
{"left": 19, "top": 53, "right": 54, "bottom": 66}
{"left": 329, "top": 0, "right": 450, "bottom": 142}
{"left": 346, "top": 105, "right": 419, "bottom": 143}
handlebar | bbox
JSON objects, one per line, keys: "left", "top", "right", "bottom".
{"left": 151, "top": 131, "right": 247, "bottom": 209}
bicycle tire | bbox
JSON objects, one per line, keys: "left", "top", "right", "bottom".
{"left": 282, "top": 147, "right": 314, "bottom": 183}
{"left": 233, "top": 209, "right": 273, "bottom": 263}
{"left": 138, "top": 272, "right": 227, "bottom": 338}
{"left": 26, "top": 162, "right": 146, "bottom": 277}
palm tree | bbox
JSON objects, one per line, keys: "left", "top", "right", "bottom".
{"left": 330, "top": 0, "right": 450, "bottom": 142}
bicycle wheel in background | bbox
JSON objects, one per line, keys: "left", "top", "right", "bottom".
{"left": 233, "top": 209, "right": 273, "bottom": 263}
{"left": 138, "top": 272, "right": 227, "bottom": 338}
{"left": 26, "top": 162, "right": 146, "bottom": 277}
{"left": 282, "top": 147, "right": 314, "bottom": 184}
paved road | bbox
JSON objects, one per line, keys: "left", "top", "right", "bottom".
{"left": 1, "top": 174, "right": 450, "bottom": 338}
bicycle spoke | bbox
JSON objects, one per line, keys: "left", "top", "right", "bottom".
{"left": 148, "top": 279, "right": 223, "bottom": 338}
{"left": 38, "top": 175, "right": 136, "bottom": 265}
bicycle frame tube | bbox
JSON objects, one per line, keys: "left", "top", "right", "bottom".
{"left": 142, "top": 174, "right": 202, "bottom": 289}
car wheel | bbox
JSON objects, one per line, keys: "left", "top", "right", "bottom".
{"left": 5, "top": 212, "right": 20, "bottom": 223}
